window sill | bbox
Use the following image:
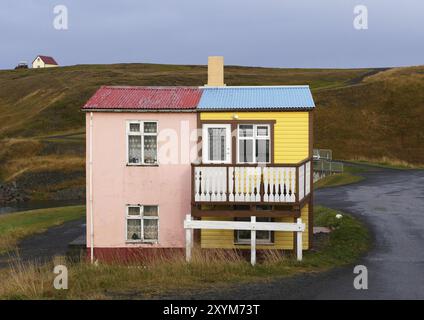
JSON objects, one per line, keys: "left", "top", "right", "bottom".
{"left": 234, "top": 242, "right": 274, "bottom": 246}
{"left": 126, "top": 164, "right": 159, "bottom": 167}
{"left": 126, "top": 240, "right": 159, "bottom": 245}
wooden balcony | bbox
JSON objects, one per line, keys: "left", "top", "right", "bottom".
{"left": 192, "top": 158, "right": 312, "bottom": 206}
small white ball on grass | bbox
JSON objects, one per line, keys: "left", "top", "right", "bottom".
{"left": 336, "top": 214, "right": 343, "bottom": 219}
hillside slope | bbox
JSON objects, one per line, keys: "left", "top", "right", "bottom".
{"left": 0, "top": 63, "right": 423, "bottom": 201}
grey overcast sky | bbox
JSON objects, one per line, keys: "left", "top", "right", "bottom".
{"left": 1, "top": 0, "right": 423, "bottom": 69}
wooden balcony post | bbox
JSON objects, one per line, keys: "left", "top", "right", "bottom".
{"left": 304, "top": 164, "right": 306, "bottom": 198}
{"left": 295, "top": 166, "right": 299, "bottom": 203}
{"left": 191, "top": 165, "right": 195, "bottom": 205}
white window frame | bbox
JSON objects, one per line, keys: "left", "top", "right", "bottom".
{"left": 126, "top": 120, "right": 158, "bottom": 166}
{"left": 235, "top": 217, "right": 273, "bottom": 245}
{"left": 202, "top": 124, "right": 232, "bottom": 164}
{"left": 237, "top": 124, "right": 271, "bottom": 164}
{"left": 125, "top": 205, "right": 159, "bottom": 243}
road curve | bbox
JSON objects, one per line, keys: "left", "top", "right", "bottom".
{"left": 162, "top": 166, "right": 424, "bottom": 300}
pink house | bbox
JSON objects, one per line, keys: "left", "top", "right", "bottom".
{"left": 82, "top": 87, "right": 201, "bottom": 260}
{"left": 82, "top": 57, "right": 315, "bottom": 263}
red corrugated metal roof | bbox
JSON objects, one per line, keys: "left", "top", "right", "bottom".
{"left": 37, "top": 55, "right": 58, "bottom": 65}
{"left": 83, "top": 86, "right": 202, "bottom": 111}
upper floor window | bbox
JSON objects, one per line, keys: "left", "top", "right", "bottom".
{"left": 127, "top": 121, "right": 158, "bottom": 165}
{"left": 202, "top": 124, "right": 231, "bottom": 164}
{"left": 238, "top": 124, "right": 270, "bottom": 163}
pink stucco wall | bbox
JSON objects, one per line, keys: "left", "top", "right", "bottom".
{"left": 86, "top": 112, "right": 198, "bottom": 249}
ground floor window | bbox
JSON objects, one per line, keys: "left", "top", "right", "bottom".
{"left": 235, "top": 217, "right": 273, "bottom": 244}
{"left": 126, "top": 205, "right": 159, "bottom": 242}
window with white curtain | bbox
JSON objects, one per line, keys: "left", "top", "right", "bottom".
{"left": 238, "top": 124, "right": 270, "bottom": 163}
{"left": 127, "top": 121, "right": 157, "bottom": 165}
{"left": 126, "top": 205, "right": 159, "bottom": 242}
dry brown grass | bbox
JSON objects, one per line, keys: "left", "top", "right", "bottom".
{"left": 3, "top": 156, "right": 84, "bottom": 183}
{"left": 0, "top": 249, "right": 292, "bottom": 299}
{"left": 0, "top": 207, "right": 370, "bottom": 300}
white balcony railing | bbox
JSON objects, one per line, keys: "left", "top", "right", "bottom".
{"left": 192, "top": 159, "right": 311, "bottom": 204}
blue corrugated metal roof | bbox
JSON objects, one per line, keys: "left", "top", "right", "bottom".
{"left": 197, "top": 86, "right": 315, "bottom": 110}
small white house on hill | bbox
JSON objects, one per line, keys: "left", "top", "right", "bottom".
{"left": 32, "top": 55, "right": 59, "bottom": 68}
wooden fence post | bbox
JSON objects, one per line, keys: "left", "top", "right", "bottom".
{"left": 296, "top": 218, "right": 303, "bottom": 261}
{"left": 251, "top": 216, "right": 256, "bottom": 266}
{"left": 186, "top": 214, "right": 192, "bottom": 263}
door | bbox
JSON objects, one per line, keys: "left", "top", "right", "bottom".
{"left": 202, "top": 124, "right": 231, "bottom": 164}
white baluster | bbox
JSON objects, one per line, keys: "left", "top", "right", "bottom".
{"left": 269, "top": 168, "right": 275, "bottom": 202}
{"left": 204, "top": 169, "right": 211, "bottom": 201}
{"left": 245, "top": 168, "right": 251, "bottom": 202}
{"left": 279, "top": 168, "right": 283, "bottom": 202}
{"left": 255, "top": 167, "right": 261, "bottom": 202}
{"left": 250, "top": 169, "right": 255, "bottom": 201}
{"left": 282, "top": 168, "right": 288, "bottom": 202}
{"left": 221, "top": 168, "right": 227, "bottom": 201}
{"left": 211, "top": 168, "right": 217, "bottom": 201}
{"left": 235, "top": 167, "right": 241, "bottom": 202}
{"left": 274, "top": 168, "right": 280, "bottom": 202}
{"left": 263, "top": 167, "right": 269, "bottom": 202}
{"left": 200, "top": 168, "right": 206, "bottom": 201}
{"left": 194, "top": 168, "right": 200, "bottom": 201}
{"left": 290, "top": 167, "right": 296, "bottom": 202}
{"left": 229, "top": 167, "right": 234, "bottom": 202}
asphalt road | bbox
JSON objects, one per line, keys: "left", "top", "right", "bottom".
{"left": 0, "top": 219, "right": 85, "bottom": 268}
{"left": 162, "top": 166, "right": 424, "bottom": 300}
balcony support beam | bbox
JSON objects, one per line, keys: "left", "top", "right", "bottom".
{"left": 191, "top": 207, "right": 301, "bottom": 218}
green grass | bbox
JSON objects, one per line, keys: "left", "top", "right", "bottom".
{"left": 0, "top": 206, "right": 370, "bottom": 299}
{"left": 315, "top": 172, "right": 364, "bottom": 189}
{"left": 314, "top": 164, "right": 368, "bottom": 189}
{"left": 0, "top": 205, "right": 85, "bottom": 254}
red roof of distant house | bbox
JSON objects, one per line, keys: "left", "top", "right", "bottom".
{"left": 35, "top": 55, "right": 58, "bottom": 65}
{"left": 83, "top": 86, "right": 202, "bottom": 111}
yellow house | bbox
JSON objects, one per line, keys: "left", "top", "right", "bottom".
{"left": 190, "top": 57, "right": 315, "bottom": 255}
{"left": 32, "top": 55, "right": 59, "bottom": 68}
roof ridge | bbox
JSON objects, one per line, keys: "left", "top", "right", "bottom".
{"left": 200, "top": 85, "right": 310, "bottom": 89}
{"left": 103, "top": 86, "right": 199, "bottom": 90}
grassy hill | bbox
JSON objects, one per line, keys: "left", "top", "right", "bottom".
{"left": 0, "top": 63, "right": 423, "bottom": 201}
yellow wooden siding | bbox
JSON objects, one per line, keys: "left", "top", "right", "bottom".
{"left": 200, "top": 204, "right": 310, "bottom": 250}
{"left": 200, "top": 111, "right": 310, "bottom": 163}
{"left": 300, "top": 204, "right": 309, "bottom": 250}
{"left": 199, "top": 111, "right": 311, "bottom": 250}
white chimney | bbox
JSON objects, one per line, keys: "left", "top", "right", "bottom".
{"left": 207, "top": 56, "right": 225, "bottom": 86}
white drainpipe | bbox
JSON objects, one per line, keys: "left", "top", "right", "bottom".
{"left": 89, "top": 112, "right": 94, "bottom": 263}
